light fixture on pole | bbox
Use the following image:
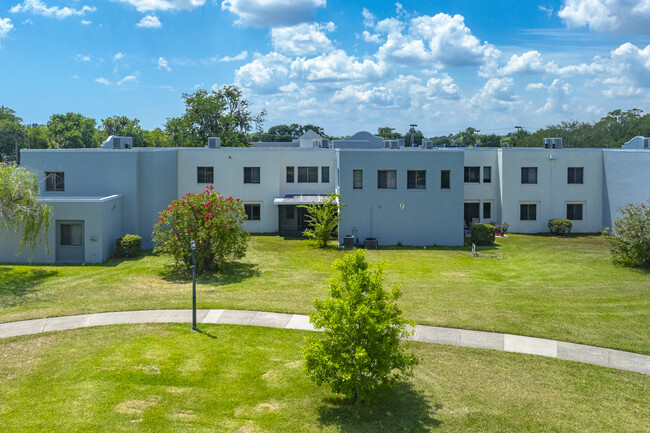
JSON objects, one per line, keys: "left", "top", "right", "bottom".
{"left": 190, "top": 239, "right": 197, "bottom": 331}
{"left": 409, "top": 124, "right": 417, "bottom": 147}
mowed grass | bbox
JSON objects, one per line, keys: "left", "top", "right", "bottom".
{"left": 0, "top": 324, "right": 647, "bottom": 433}
{"left": 1, "top": 234, "right": 649, "bottom": 353}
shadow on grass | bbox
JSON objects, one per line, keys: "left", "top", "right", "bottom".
{"left": 0, "top": 267, "right": 58, "bottom": 307}
{"left": 160, "top": 261, "right": 261, "bottom": 285}
{"left": 318, "top": 382, "right": 441, "bottom": 433}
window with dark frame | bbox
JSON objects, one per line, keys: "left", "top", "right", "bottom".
{"left": 286, "top": 166, "right": 294, "bottom": 183}
{"left": 45, "top": 171, "right": 65, "bottom": 192}
{"left": 521, "top": 167, "right": 538, "bottom": 184}
{"left": 321, "top": 166, "right": 330, "bottom": 183}
{"left": 244, "top": 167, "right": 260, "bottom": 184}
{"left": 567, "top": 203, "right": 583, "bottom": 220}
{"left": 353, "top": 170, "right": 363, "bottom": 189}
{"left": 483, "top": 202, "right": 491, "bottom": 219}
{"left": 568, "top": 167, "right": 584, "bottom": 184}
{"left": 407, "top": 170, "right": 426, "bottom": 189}
{"left": 196, "top": 167, "right": 214, "bottom": 184}
{"left": 244, "top": 203, "right": 261, "bottom": 220}
{"left": 464, "top": 166, "right": 480, "bottom": 183}
{"left": 59, "top": 223, "right": 82, "bottom": 246}
{"left": 377, "top": 170, "right": 397, "bottom": 189}
{"left": 441, "top": 170, "right": 450, "bottom": 189}
{"left": 483, "top": 166, "right": 492, "bottom": 183}
{"left": 520, "top": 204, "right": 537, "bottom": 221}
{"left": 298, "top": 166, "right": 318, "bottom": 183}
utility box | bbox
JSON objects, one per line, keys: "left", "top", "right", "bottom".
{"left": 343, "top": 235, "right": 355, "bottom": 249}
{"left": 364, "top": 237, "right": 378, "bottom": 250}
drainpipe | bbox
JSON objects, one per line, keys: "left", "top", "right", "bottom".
{"left": 549, "top": 154, "right": 556, "bottom": 219}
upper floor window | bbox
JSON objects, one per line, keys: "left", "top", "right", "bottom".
{"left": 321, "top": 166, "right": 330, "bottom": 183}
{"left": 197, "top": 167, "right": 213, "bottom": 184}
{"left": 298, "top": 166, "right": 318, "bottom": 183}
{"left": 483, "top": 166, "right": 492, "bottom": 183}
{"left": 520, "top": 203, "right": 537, "bottom": 221}
{"left": 244, "top": 203, "right": 261, "bottom": 220}
{"left": 464, "top": 166, "right": 480, "bottom": 183}
{"left": 45, "top": 171, "right": 65, "bottom": 191}
{"left": 521, "top": 167, "right": 538, "bottom": 184}
{"left": 441, "top": 170, "right": 450, "bottom": 189}
{"left": 407, "top": 170, "right": 426, "bottom": 189}
{"left": 353, "top": 170, "right": 363, "bottom": 189}
{"left": 377, "top": 170, "right": 397, "bottom": 189}
{"left": 286, "top": 166, "right": 294, "bottom": 183}
{"left": 568, "top": 167, "right": 584, "bottom": 184}
{"left": 244, "top": 167, "right": 260, "bottom": 184}
{"left": 567, "top": 203, "right": 583, "bottom": 220}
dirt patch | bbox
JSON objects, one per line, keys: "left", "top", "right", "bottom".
{"left": 115, "top": 398, "right": 159, "bottom": 415}
{"left": 284, "top": 360, "right": 303, "bottom": 369}
{"left": 256, "top": 402, "right": 280, "bottom": 411}
{"left": 166, "top": 386, "right": 190, "bottom": 394}
{"left": 169, "top": 410, "right": 196, "bottom": 420}
{"left": 134, "top": 365, "right": 160, "bottom": 375}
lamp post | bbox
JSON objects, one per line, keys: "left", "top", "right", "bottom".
{"left": 409, "top": 124, "right": 417, "bottom": 147}
{"left": 190, "top": 239, "right": 197, "bottom": 331}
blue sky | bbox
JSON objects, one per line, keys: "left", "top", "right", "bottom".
{"left": 1, "top": 0, "right": 650, "bottom": 137}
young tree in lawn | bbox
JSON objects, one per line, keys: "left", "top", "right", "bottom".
{"left": 0, "top": 163, "right": 51, "bottom": 254}
{"left": 303, "top": 250, "right": 417, "bottom": 403}
{"left": 606, "top": 200, "right": 650, "bottom": 268}
{"left": 152, "top": 186, "right": 249, "bottom": 273}
{"left": 299, "top": 193, "right": 340, "bottom": 248}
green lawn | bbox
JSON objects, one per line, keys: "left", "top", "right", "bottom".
{"left": 1, "top": 234, "right": 649, "bottom": 353}
{"left": 0, "top": 324, "right": 647, "bottom": 433}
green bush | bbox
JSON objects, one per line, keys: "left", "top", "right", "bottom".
{"left": 115, "top": 234, "right": 141, "bottom": 257}
{"left": 548, "top": 219, "right": 572, "bottom": 235}
{"left": 300, "top": 193, "right": 341, "bottom": 248}
{"left": 607, "top": 201, "right": 650, "bottom": 268}
{"left": 470, "top": 224, "right": 495, "bottom": 246}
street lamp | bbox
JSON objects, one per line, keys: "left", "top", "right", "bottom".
{"left": 409, "top": 124, "right": 417, "bottom": 147}
{"left": 190, "top": 239, "right": 197, "bottom": 331}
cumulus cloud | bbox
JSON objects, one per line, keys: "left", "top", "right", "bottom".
{"left": 235, "top": 52, "right": 292, "bottom": 94}
{"left": 75, "top": 54, "right": 91, "bottom": 62}
{"left": 499, "top": 51, "right": 547, "bottom": 75}
{"left": 271, "top": 22, "right": 335, "bottom": 56}
{"left": 118, "top": 74, "right": 138, "bottom": 85}
{"left": 10, "top": 0, "right": 96, "bottom": 19}
{"left": 136, "top": 15, "right": 162, "bottom": 28}
{"left": 536, "top": 79, "right": 572, "bottom": 113}
{"left": 361, "top": 30, "right": 382, "bottom": 44}
{"left": 470, "top": 77, "right": 519, "bottom": 112}
{"left": 111, "top": 0, "right": 205, "bottom": 13}
{"left": 114, "top": 52, "right": 124, "bottom": 61}
{"left": 221, "top": 0, "right": 326, "bottom": 27}
{"left": 424, "top": 73, "right": 461, "bottom": 100}
{"left": 80, "top": 19, "right": 92, "bottom": 25}
{"left": 0, "top": 18, "right": 13, "bottom": 46}
{"left": 290, "top": 49, "right": 388, "bottom": 83}
{"left": 95, "top": 77, "right": 111, "bottom": 85}
{"left": 559, "top": 0, "right": 650, "bottom": 33}
{"left": 219, "top": 50, "right": 248, "bottom": 62}
{"left": 157, "top": 57, "right": 171, "bottom": 71}
{"left": 362, "top": 7, "right": 375, "bottom": 27}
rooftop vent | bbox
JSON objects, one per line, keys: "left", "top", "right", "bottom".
{"left": 543, "top": 137, "right": 563, "bottom": 149}
{"left": 100, "top": 136, "right": 133, "bottom": 149}
{"left": 206, "top": 137, "right": 221, "bottom": 148}
{"left": 422, "top": 139, "right": 433, "bottom": 149}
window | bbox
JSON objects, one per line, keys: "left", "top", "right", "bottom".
{"left": 45, "top": 171, "right": 64, "bottom": 192}
{"left": 520, "top": 204, "right": 537, "bottom": 221}
{"left": 196, "top": 167, "right": 213, "bottom": 183}
{"left": 567, "top": 203, "right": 583, "bottom": 220}
{"left": 60, "top": 223, "right": 82, "bottom": 246}
{"left": 521, "top": 167, "right": 538, "bottom": 184}
{"left": 483, "top": 166, "right": 492, "bottom": 183}
{"left": 321, "top": 166, "right": 330, "bottom": 183}
{"left": 407, "top": 170, "right": 426, "bottom": 189}
{"left": 286, "top": 166, "right": 294, "bottom": 183}
{"left": 568, "top": 167, "right": 584, "bottom": 184}
{"left": 464, "top": 166, "right": 480, "bottom": 183}
{"left": 353, "top": 170, "right": 363, "bottom": 189}
{"left": 285, "top": 206, "right": 295, "bottom": 219}
{"left": 244, "top": 204, "right": 261, "bottom": 221}
{"left": 441, "top": 170, "right": 450, "bottom": 189}
{"left": 483, "top": 202, "right": 491, "bottom": 220}
{"left": 298, "top": 166, "right": 318, "bottom": 183}
{"left": 377, "top": 170, "right": 397, "bottom": 189}
{"left": 244, "top": 167, "right": 260, "bottom": 184}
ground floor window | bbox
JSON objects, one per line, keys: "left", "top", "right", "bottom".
{"left": 520, "top": 204, "right": 537, "bottom": 221}
{"left": 567, "top": 203, "right": 583, "bottom": 220}
{"left": 60, "top": 223, "right": 83, "bottom": 246}
{"left": 244, "top": 204, "right": 261, "bottom": 221}
{"left": 483, "top": 202, "right": 491, "bottom": 220}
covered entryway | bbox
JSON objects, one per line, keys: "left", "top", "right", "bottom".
{"left": 56, "top": 220, "right": 85, "bottom": 263}
{"left": 274, "top": 194, "right": 328, "bottom": 237}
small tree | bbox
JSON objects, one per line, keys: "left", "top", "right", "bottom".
{"left": 300, "top": 193, "right": 341, "bottom": 248}
{"left": 606, "top": 200, "right": 650, "bottom": 268}
{"left": 152, "top": 186, "right": 249, "bottom": 273}
{"left": 0, "top": 163, "right": 51, "bottom": 254}
{"left": 303, "top": 250, "right": 417, "bottom": 403}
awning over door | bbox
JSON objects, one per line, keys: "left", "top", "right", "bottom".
{"left": 273, "top": 194, "right": 328, "bottom": 205}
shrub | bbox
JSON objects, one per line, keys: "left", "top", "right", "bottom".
{"left": 300, "top": 193, "right": 341, "bottom": 248}
{"left": 607, "top": 200, "right": 650, "bottom": 268}
{"left": 470, "top": 224, "right": 495, "bottom": 246}
{"left": 115, "top": 234, "right": 141, "bottom": 257}
{"left": 152, "top": 186, "right": 249, "bottom": 273}
{"left": 303, "top": 250, "right": 417, "bottom": 403}
{"left": 548, "top": 218, "right": 572, "bottom": 235}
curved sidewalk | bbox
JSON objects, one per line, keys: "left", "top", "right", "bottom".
{"left": 0, "top": 309, "right": 647, "bottom": 375}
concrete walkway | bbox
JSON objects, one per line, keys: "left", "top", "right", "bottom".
{"left": 0, "top": 309, "right": 648, "bottom": 375}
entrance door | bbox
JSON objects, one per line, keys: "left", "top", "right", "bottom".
{"left": 56, "top": 220, "right": 85, "bottom": 263}
{"left": 464, "top": 203, "right": 480, "bottom": 228}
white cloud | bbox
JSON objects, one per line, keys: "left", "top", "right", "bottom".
{"left": 290, "top": 49, "right": 388, "bottom": 83}
{"left": 219, "top": 50, "right": 248, "bottom": 62}
{"left": 362, "top": 7, "right": 375, "bottom": 27}
{"left": 525, "top": 82, "right": 546, "bottom": 91}
{"left": 424, "top": 73, "right": 460, "bottom": 100}
{"left": 111, "top": 0, "right": 206, "bottom": 13}
{"left": 10, "top": 0, "right": 96, "bottom": 19}
{"left": 80, "top": 19, "right": 92, "bottom": 25}
{"left": 536, "top": 79, "right": 572, "bottom": 113}
{"left": 118, "top": 74, "right": 138, "bottom": 85}
{"left": 0, "top": 18, "right": 14, "bottom": 45}
{"left": 75, "top": 54, "right": 91, "bottom": 62}
{"left": 470, "top": 77, "right": 520, "bottom": 112}
{"left": 499, "top": 51, "right": 547, "bottom": 75}
{"left": 221, "top": 0, "right": 326, "bottom": 27}
{"left": 136, "top": 15, "right": 162, "bottom": 28}
{"left": 538, "top": 5, "right": 554, "bottom": 17}
{"left": 375, "top": 17, "right": 404, "bottom": 34}
{"left": 72, "top": 74, "right": 79, "bottom": 79}
{"left": 157, "top": 57, "right": 171, "bottom": 71}
{"left": 271, "top": 22, "right": 335, "bottom": 56}
{"left": 377, "top": 33, "right": 429, "bottom": 65}
{"left": 114, "top": 52, "right": 124, "bottom": 61}
{"left": 608, "top": 42, "right": 650, "bottom": 87}
{"left": 361, "top": 30, "right": 382, "bottom": 44}
{"left": 559, "top": 0, "right": 650, "bottom": 33}
{"left": 95, "top": 77, "right": 111, "bottom": 85}
{"left": 235, "top": 52, "right": 292, "bottom": 93}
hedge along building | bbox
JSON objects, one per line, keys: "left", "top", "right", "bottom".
{"left": 1, "top": 131, "right": 649, "bottom": 263}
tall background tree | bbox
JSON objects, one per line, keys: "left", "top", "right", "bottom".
{"left": 47, "top": 112, "right": 97, "bottom": 149}
{"left": 0, "top": 106, "right": 26, "bottom": 163}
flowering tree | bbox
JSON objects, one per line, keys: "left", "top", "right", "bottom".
{"left": 607, "top": 200, "right": 650, "bottom": 268}
{"left": 152, "top": 186, "right": 249, "bottom": 273}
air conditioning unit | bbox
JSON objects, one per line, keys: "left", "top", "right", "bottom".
{"left": 100, "top": 135, "right": 133, "bottom": 149}
{"left": 390, "top": 140, "right": 400, "bottom": 149}
{"left": 321, "top": 139, "right": 329, "bottom": 148}
{"left": 423, "top": 139, "right": 433, "bottom": 149}
{"left": 207, "top": 137, "right": 221, "bottom": 148}
{"left": 397, "top": 138, "right": 405, "bottom": 148}
{"left": 543, "top": 137, "right": 563, "bottom": 149}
